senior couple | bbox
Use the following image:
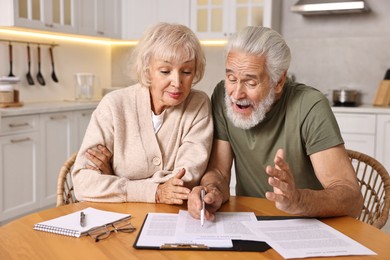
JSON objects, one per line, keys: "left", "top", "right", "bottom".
{"left": 72, "top": 22, "right": 363, "bottom": 220}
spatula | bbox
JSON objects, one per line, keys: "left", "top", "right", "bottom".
{"left": 36, "top": 45, "right": 46, "bottom": 86}
{"left": 49, "top": 46, "right": 58, "bottom": 83}
{"left": 26, "top": 45, "right": 34, "bottom": 85}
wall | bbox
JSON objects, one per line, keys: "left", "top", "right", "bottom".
{"left": 282, "top": 0, "right": 390, "bottom": 104}
{"left": 0, "top": 32, "right": 111, "bottom": 103}
{"left": 112, "top": 0, "right": 390, "bottom": 105}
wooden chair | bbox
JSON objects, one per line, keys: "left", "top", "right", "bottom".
{"left": 347, "top": 149, "right": 390, "bottom": 229}
{"left": 56, "top": 152, "right": 78, "bottom": 206}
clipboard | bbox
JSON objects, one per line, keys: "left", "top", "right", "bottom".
{"left": 133, "top": 213, "right": 271, "bottom": 252}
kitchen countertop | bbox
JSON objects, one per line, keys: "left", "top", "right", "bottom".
{"left": 0, "top": 100, "right": 100, "bottom": 117}
{"left": 2, "top": 101, "right": 390, "bottom": 117}
{"left": 331, "top": 104, "right": 390, "bottom": 114}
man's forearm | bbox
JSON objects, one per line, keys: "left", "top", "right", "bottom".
{"left": 288, "top": 185, "right": 363, "bottom": 218}
{"left": 200, "top": 170, "right": 231, "bottom": 204}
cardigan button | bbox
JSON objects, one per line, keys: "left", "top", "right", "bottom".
{"left": 152, "top": 157, "right": 161, "bottom": 166}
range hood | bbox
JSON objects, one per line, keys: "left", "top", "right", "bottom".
{"left": 291, "top": 0, "right": 370, "bottom": 15}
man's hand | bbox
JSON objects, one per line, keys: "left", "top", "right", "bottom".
{"left": 85, "top": 145, "right": 114, "bottom": 175}
{"left": 265, "top": 148, "right": 301, "bottom": 214}
{"left": 188, "top": 185, "right": 224, "bottom": 221}
{"left": 155, "top": 169, "right": 191, "bottom": 205}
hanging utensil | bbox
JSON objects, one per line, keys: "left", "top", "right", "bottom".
{"left": 36, "top": 45, "right": 46, "bottom": 86}
{"left": 49, "top": 46, "right": 59, "bottom": 83}
{"left": 26, "top": 45, "right": 35, "bottom": 85}
{"left": 8, "top": 42, "right": 15, "bottom": 77}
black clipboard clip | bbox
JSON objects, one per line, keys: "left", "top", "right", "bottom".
{"left": 160, "top": 243, "right": 209, "bottom": 249}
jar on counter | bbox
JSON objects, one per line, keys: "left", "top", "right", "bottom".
{"left": 0, "top": 85, "right": 14, "bottom": 104}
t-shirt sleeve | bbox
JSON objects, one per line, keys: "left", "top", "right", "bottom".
{"left": 301, "top": 92, "right": 344, "bottom": 155}
{"left": 211, "top": 80, "right": 230, "bottom": 141}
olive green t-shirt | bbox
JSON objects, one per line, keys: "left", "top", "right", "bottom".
{"left": 211, "top": 80, "right": 344, "bottom": 197}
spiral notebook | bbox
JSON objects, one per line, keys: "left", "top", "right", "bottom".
{"left": 33, "top": 207, "right": 131, "bottom": 238}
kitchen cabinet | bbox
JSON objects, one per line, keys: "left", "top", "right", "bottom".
{"left": 333, "top": 113, "right": 376, "bottom": 157}
{"left": 39, "top": 111, "right": 74, "bottom": 207}
{"left": 0, "top": 105, "right": 95, "bottom": 224}
{"left": 190, "top": 0, "right": 281, "bottom": 39}
{"left": 78, "top": 0, "right": 122, "bottom": 38}
{"left": 121, "top": 0, "right": 190, "bottom": 40}
{"left": 376, "top": 115, "right": 390, "bottom": 171}
{"left": 0, "top": 115, "right": 41, "bottom": 223}
{"left": 74, "top": 109, "right": 94, "bottom": 146}
{"left": 332, "top": 107, "right": 390, "bottom": 172}
{"left": 0, "top": 0, "right": 78, "bottom": 34}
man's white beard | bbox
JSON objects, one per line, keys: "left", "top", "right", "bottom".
{"left": 225, "top": 88, "right": 275, "bottom": 130}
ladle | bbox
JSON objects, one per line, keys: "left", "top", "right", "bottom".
{"left": 49, "top": 46, "right": 58, "bottom": 83}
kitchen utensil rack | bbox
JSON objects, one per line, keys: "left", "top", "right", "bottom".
{"left": 0, "top": 39, "right": 59, "bottom": 47}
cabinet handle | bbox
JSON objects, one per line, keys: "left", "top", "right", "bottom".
{"left": 97, "top": 31, "right": 104, "bottom": 35}
{"left": 45, "top": 23, "right": 54, "bottom": 28}
{"left": 50, "top": 115, "right": 67, "bottom": 120}
{"left": 9, "top": 122, "right": 30, "bottom": 128}
{"left": 10, "top": 137, "right": 31, "bottom": 143}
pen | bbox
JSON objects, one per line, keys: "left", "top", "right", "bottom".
{"left": 200, "top": 189, "right": 205, "bottom": 227}
{"left": 80, "top": 211, "right": 86, "bottom": 227}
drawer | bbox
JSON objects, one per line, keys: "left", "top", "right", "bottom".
{"left": 334, "top": 113, "right": 376, "bottom": 134}
{"left": 0, "top": 115, "right": 39, "bottom": 135}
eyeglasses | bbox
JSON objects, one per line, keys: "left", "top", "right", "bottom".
{"left": 87, "top": 218, "right": 136, "bottom": 242}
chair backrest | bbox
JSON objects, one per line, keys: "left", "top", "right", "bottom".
{"left": 347, "top": 149, "right": 390, "bottom": 229}
{"left": 56, "top": 152, "right": 78, "bottom": 206}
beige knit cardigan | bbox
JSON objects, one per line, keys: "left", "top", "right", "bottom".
{"left": 72, "top": 83, "right": 213, "bottom": 203}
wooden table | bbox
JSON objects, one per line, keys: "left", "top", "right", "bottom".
{"left": 0, "top": 196, "right": 389, "bottom": 259}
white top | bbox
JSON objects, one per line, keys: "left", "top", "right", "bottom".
{"left": 152, "top": 111, "right": 164, "bottom": 133}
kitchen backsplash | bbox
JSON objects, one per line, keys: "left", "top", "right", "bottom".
{"left": 0, "top": 33, "right": 111, "bottom": 103}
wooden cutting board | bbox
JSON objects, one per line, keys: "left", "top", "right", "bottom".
{"left": 0, "top": 102, "right": 23, "bottom": 108}
{"left": 373, "top": 80, "right": 390, "bottom": 106}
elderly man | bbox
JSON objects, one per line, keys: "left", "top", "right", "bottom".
{"left": 187, "top": 26, "right": 363, "bottom": 220}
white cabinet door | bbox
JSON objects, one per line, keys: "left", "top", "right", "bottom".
{"left": 78, "top": 0, "right": 121, "bottom": 38}
{"left": 334, "top": 113, "right": 376, "bottom": 158}
{"left": 0, "top": 132, "right": 40, "bottom": 223}
{"left": 4, "top": 0, "right": 78, "bottom": 34}
{"left": 340, "top": 133, "right": 376, "bottom": 158}
{"left": 121, "top": 0, "right": 190, "bottom": 40}
{"left": 74, "top": 109, "right": 94, "bottom": 149}
{"left": 376, "top": 115, "right": 390, "bottom": 171}
{"left": 40, "top": 112, "right": 74, "bottom": 207}
{"left": 190, "top": 0, "right": 280, "bottom": 39}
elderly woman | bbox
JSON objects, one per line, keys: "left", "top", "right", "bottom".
{"left": 72, "top": 22, "right": 213, "bottom": 204}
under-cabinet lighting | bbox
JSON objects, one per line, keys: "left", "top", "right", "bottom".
{"left": 0, "top": 28, "right": 137, "bottom": 45}
{"left": 200, "top": 40, "right": 227, "bottom": 46}
{"left": 0, "top": 29, "right": 227, "bottom": 46}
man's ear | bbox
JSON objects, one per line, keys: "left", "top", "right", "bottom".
{"left": 275, "top": 71, "right": 287, "bottom": 95}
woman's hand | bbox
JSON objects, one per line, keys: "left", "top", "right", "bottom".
{"left": 155, "top": 168, "right": 191, "bottom": 205}
{"left": 85, "top": 145, "right": 114, "bottom": 175}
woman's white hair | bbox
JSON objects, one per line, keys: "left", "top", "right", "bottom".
{"left": 226, "top": 26, "right": 291, "bottom": 87}
{"left": 130, "top": 22, "right": 206, "bottom": 87}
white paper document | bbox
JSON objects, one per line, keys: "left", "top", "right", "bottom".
{"left": 176, "top": 210, "right": 261, "bottom": 241}
{"left": 135, "top": 212, "right": 232, "bottom": 248}
{"left": 242, "top": 218, "right": 377, "bottom": 259}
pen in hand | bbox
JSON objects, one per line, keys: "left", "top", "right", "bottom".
{"left": 200, "top": 189, "right": 205, "bottom": 227}
{"left": 80, "top": 211, "right": 86, "bottom": 227}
